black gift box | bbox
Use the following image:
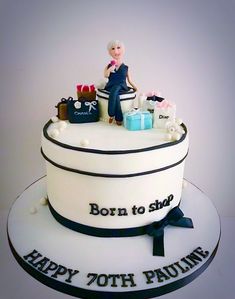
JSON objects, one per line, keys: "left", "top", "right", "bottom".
{"left": 68, "top": 98, "right": 99, "bottom": 123}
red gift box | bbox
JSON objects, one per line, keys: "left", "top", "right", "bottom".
{"left": 76, "top": 84, "right": 96, "bottom": 101}
{"left": 77, "top": 84, "right": 95, "bottom": 92}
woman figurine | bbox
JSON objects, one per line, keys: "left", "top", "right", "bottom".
{"left": 104, "top": 40, "right": 137, "bottom": 125}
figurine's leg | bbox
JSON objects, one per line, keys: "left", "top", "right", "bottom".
{"left": 107, "top": 87, "right": 116, "bottom": 119}
{"left": 108, "top": 85, "right": 122, "bottom": 121}
{"left": 115, "top": 93, "right": 123, "bottom": 123}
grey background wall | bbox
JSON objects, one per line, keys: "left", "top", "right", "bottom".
{"left": 1, "top": 0, "right": 235, "bottom": 216}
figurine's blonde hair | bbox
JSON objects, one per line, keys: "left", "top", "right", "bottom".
{"left": 107, "top": 40, "right": 125, "bottom": 51}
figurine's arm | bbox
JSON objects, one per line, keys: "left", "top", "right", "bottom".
{"left": 127, "top": 70, "right": 138, "bottom": 91}
{"left": 104, "top": 65, "right": 115, "bottom": 78}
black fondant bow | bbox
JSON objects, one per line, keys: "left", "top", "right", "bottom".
{"left": 146, "top": 95, "right": 164, "bottom": 102}
{"left": 146, "top": 207, "right": 194, "bottom": 256}
{"left": 61, "top": 96, "right": 73, "bottom": 102}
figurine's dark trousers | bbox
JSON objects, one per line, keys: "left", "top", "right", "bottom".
{"left": 108, "top": 85, "right": 123, "bottom": 122}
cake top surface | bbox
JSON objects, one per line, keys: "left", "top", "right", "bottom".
{"left": 46, "top": 120, "right": 178, "bottom": 152}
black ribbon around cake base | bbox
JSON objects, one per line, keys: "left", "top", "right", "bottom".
{"left": 146, "top": 206, "right": 194, "bottom": 256}
{"left": 48, "top": 200, "right": 193, "bottom": 257}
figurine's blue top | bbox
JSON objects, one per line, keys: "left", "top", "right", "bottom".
{"left": 105, "top": 63, "right": 129, "bottom": 91}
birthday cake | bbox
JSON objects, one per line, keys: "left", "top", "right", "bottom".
{"left": 7, "top": 40, "right": 220, "bottom": 299}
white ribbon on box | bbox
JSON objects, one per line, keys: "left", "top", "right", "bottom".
{"left": 85, "top": 101, "right": 97, "bottom": 112}
{"left": 153, "top": 100, "right": 176, "bottom": 129}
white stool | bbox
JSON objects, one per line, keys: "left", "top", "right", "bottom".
{"left": 97, "top": 88, "right": 136, "bottom": 122}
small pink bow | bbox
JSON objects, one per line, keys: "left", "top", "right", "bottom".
{"left": 146, "top": 91, "right": 162, "bottom": 97}
{"left": 157, "top": 99, "right": 174, "bottom": 109}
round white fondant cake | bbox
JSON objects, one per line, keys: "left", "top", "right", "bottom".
{"left": 41, "top": 120, "right": 188, "bottom": 232}
{"left": 7, "top": 81, "right": 220, "bottom": 298}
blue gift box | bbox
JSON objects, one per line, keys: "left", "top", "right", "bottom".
{"left": 68, "top": 99, "right": 99, "bottom": 123}
{"left": 124, "top": 110, "right": 153, "bottom": 131}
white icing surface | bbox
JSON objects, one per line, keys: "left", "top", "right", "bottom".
{"left": 7, "top": 178, "right": 220, "bottom": 295}
{"left": 47, "top": 121, "right": 169, "bottom": 150}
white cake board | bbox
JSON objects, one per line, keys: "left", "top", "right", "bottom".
{"left": 7, "top": 177, "right": 220, "bottom": 299}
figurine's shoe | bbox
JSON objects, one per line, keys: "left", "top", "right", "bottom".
{"left": 116, "top": 121, "right": 122, "bottom": 126}
{"left": 109, "top": 117, "right": 114, "bottom": 124}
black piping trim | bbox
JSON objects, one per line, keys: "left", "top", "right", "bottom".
{"left": 42, "top": 121, "right": 188, "bottom": 155}
{"left": 97, "top": 88, "right": 136, "bottom": 95}
{"left": 97, "top": 94, "right": 136, "bottom": 101}
{"left": 48, "top": 198, "right": 153, "bottom": 237}
{"left": 41, "top": 148, "right": 188, "bottom": 178}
